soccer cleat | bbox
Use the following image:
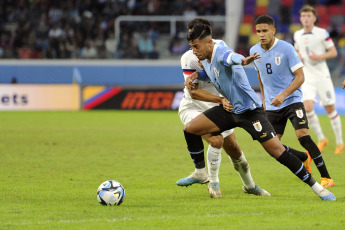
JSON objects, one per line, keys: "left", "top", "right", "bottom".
{"left": 176, "top": 171, "right": 209, "bottom": 187}
{"left": 302, "top": 151, "right": 312, "bottom": 175}
{"left": 242, "top": 184, "right": 271, "bottom": 196}
{"left": 320, "top": 177, "right": 335, "bottom": 188}
{"left": 317, "top": 138, "right": 328, "bottom": 153}
{"left": 208, "top": 182, "right": 222, "bottom": 198}
{"left": 319, "top": 188, "right": 336, "bottom": 201}
{"left": 334, "top": 144, "right": 344, "bottom": 155}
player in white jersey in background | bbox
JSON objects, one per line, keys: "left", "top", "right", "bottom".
{"left": 294, "top": 5, "right": 344, "bottom": 154}
{"left": 177, "top": 18, "right": 270, "bottom": 198}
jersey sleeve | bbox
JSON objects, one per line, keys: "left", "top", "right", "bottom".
{"left": 287, "top": 44, "right": 303, "bottom": 72}
{"left": 223, "top": 51, "right": 244, "bottom": 66}
{"left": 197, "top": 70, "right": 211, "bottom": 81}
{"left": 180, "top": 51, "right": 203, "bottom": 82}
{"left": 321, "top": 30, "right": 334, "bottom": 50}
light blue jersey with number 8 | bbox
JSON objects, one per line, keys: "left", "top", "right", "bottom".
{"left": 250, "top": 38, "right": 304, "bottom": 111}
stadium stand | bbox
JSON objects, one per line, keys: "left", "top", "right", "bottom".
{"left": 0, "top": 0, "right": 225, "bottom": 59}
{"left": 0, "top": 0, "right": 344, "bottom": 71}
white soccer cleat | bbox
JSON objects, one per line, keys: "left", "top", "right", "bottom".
{"left": 242, "top": 184, "right": 271, "bottom": 196}
{"left": 318, "top": 188, "right": 336, "bottom": 201}
{"left": 208, "top": 182, "right": 222, "bottom": 198}
{"left": 176, "top": 171, "right": 209, "bottom": 187}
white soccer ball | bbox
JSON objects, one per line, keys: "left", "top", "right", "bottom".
{"left": 97, "top": 180, "right": 125, "bottom": 206}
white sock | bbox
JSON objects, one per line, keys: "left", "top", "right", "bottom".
{"left": 311, "top": 182, "right": 328, "bottom": 197}
{"left": 229, "top": 153, "right": 255, "bottom": 189}
{"left": 207, "top": 145, "right": 222, "bottom": 183}
{"left": 328, "top": 110, "right": 344, "bottom": 145}
{"left": 195, "top": 167, "right": 207, "bottom": 177}
{"left": 307, "top": 111, "right": 325, "bottom": 141}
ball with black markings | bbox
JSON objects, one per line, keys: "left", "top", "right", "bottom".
{"left": 97, "top": 180, "right": 125, "bottom": 206}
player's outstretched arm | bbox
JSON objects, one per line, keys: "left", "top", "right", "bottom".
{"left": 342, "top": 79, "right": 345, "bottom": 89}
{"left": 241, "top": 52, "right": 261, "bottom": 66}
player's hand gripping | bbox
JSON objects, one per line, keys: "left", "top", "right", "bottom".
{"left": 184, "top": 72, "right": 199, "bottom": 90}
{"left": 221, "top": 97, "right": 233, "bottom": 112}
{"left": 271, "top": 93, "right": 286, "bottom": 107}
{"left": 241, "top": 52, "right": 260, "bottom": 65}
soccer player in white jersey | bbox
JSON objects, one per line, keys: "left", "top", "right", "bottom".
{"left": 183, "top": 19, "right": 335, "bottom": 200}
{"left": 176, "top": 18, "right": 270, "bottom": 198}
{"left": 294, "top": 5, "right": 344, "bottom": 154}
{"left": 251, "top": 15, "right": 334, "bottom": 188}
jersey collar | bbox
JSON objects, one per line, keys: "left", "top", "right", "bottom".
{"left": 267, "top": 37, "right": 279, "bottom": 51}
{"left": 302, "top": 26, "right": 315, "bottom": 35}
{"left": 210, "top": 43, "right": 218, "bottom": 63}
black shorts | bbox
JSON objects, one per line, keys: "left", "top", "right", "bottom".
{"left": 203, "top": 105, "right": 276, "bottom": 142}
{"left": 266, "top": 102, "right": 309, "bottom": 135}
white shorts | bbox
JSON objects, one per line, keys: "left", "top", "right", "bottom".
{"left": 178, "top": 98, "right": 234, "bottom": 138}
{"left": 301, "top": 79, "right": 336, "bottom": 106}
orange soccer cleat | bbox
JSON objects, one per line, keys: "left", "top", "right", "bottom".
{"left": 302, "top": 151, "right": 312, "bottom": 175}
{"left": 321, "top": 177, "right": 335, "bottom": 188}
{"left": 317, "top": 138, "right": 328, "bottom": 153}
{"left": 335, "top": 144, "right": 344, "bottom": 154}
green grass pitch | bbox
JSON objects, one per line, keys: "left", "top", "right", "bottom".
{"left": 1, "top": 111, "right": 345, "bottom": 229}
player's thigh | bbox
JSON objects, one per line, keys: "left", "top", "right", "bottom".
{"left": 288, "top": 103, "right": 309, "bottom": 131}
{"left": 184, "top": 113, "right": 220, "bottom": 136}
{"left": 237, "top": 108, "right": 276, "bottom": 142}
{"left": 301, "top": 82, "right": 317, "bottom": 102}
{"left": 178, "top": 101, "right": 204, "bottom": 125}
{"left": 266, "top": 110, "right": 288, "bottom": 136}
{"left": 303, "top": 100, "right": 314, "bottom": 112}
{"left": 316, "top": 79, "right": 336, "bottom": 106}
{"left": 203, "top": 105, "right": 236, "bottom": 133}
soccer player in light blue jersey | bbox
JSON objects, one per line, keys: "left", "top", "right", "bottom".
{"left": 251, "top": 15, "right": 334, "bottom": 188}
{"left": 176, "top": 18, "right": 270, "bottom": 198}
{"left": 183, "top": 20, "right": 335, "bottom": 200}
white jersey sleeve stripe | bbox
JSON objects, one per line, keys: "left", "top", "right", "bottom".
{"left": 226, "top": 52, "right": 234, "bottom": 65}
{"left": 291, "top": 62, "right": 304, "bottom": 73}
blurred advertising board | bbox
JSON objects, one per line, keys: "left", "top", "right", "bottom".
{"left": 0, "top": 84, "right": 80, "bottom": 111}
{"left": 83, "top": 86, "right": 345, "bottom": 114}
{"left": 83, "top": 86, "right": 183, "bottom": 110}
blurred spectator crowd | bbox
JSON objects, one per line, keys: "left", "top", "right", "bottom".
{"left": 0, "top": 0, "right": 225, "bottom": 59}
{"left": 237, "top": 0, "right": 345, "bottom": 82}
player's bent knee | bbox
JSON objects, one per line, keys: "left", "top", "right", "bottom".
{"left": 206, "top": 135, "right": 223, "bottom": 149}
{"left": 184, "top": 123, "right": 197, "bottom": 134}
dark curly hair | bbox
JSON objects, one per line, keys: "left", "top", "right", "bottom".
{"left": 255, "top": 15, "right": 275, "bottom": 27}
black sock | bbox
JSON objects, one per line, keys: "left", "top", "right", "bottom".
{"left": 183, "top": 130, "right": 205, "bottom": 169}
{"left": 283, "top": 145, "right": 308, "bottom": 162}
{"left": 299, "top": 135, "right": 331, "bottom": 178}
{"left": 276, "top": 150, "right": 314, "bottom": 186}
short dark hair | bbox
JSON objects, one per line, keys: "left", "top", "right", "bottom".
{"left": 255, "top": 15, "right": 275, "bottom": 27}
{"left": 187, "top": 23, "right": 212, "bottom": 41}
{"left": 187, "top": 18, "right": 211, "bottom": 30}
